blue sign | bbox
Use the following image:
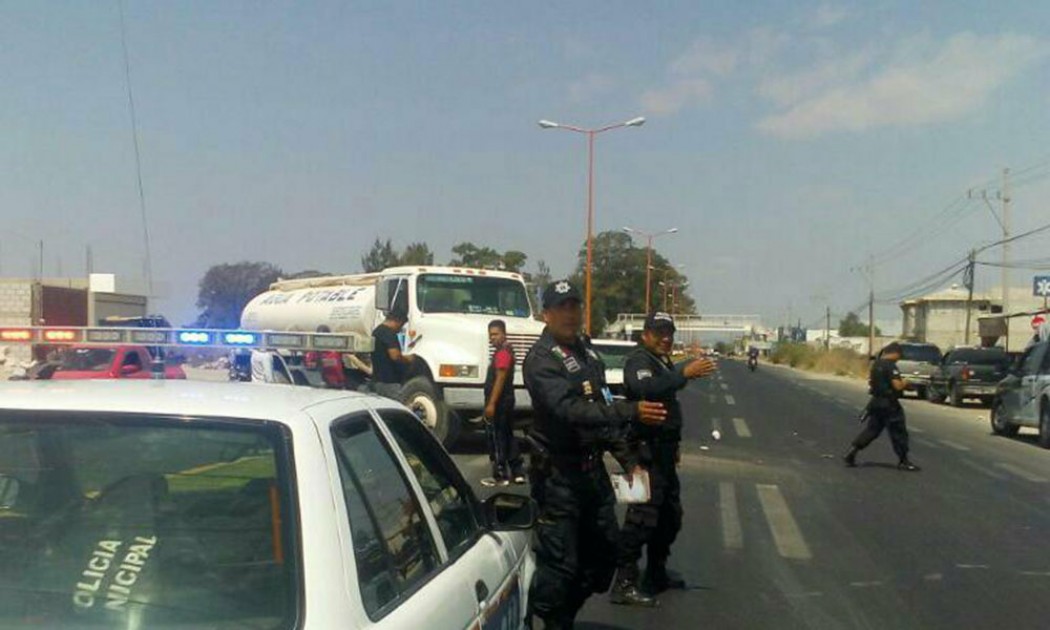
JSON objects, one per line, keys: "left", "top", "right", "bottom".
{"left": 1034, "top": 276, "right": 1050, "bottom": 298}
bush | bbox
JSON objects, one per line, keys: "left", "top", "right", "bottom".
{"left": 771, "top": 343, "right": 869, "bottom": 379}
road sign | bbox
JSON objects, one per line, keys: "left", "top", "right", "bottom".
{"left": 1033, "top": 314, "right": 1046, "bottom": 331}
{"left": 1033, "top": 276, "right": 1050, "bottom": 297}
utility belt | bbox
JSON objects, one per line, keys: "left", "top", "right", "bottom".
{"left": 632, "top": 437, "right": 680, "bottom": 464}
{"left": 525, "top": 435, "right": 602, "bottom": 474}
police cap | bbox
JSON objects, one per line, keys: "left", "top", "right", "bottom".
{"left": 644, "top": 311, "right": 676, "bottom": 333}
{"left": 542, "top": 280, "right": 582, "bottom": 309}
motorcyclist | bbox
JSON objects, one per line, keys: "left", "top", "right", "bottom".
{"left": 747, "top": 347, "right": 759, "bottom": 370}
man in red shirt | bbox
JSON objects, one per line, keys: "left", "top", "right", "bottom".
{"left": 484, "top": 319, "right": 525, "bottom": 485}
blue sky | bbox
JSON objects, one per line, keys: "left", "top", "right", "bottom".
{"left": 3, "top": 1, "right": 1050, "bottom": 329}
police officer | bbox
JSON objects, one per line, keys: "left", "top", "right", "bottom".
{"left": 611, "top": 312, "right": 716, "bottom": 605}
{"left": 524, "top": 280, "right": 667, "bottom": 628}
{"left": 844, "top": 342, "right": 921, "bottom": 471}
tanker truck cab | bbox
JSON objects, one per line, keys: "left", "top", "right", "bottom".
{"left": 242, "top": 267, "right": 546, "bottom": 446}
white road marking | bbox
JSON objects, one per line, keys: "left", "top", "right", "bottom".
{"left": 1020, "top": 571, "right": 1050, "bottom": 577}
{"left": 958, "top": 458, "right": 1008, "bottom": 480}
{"left": 938, "top": 439, "right": 971, "bottom": 452}
{"left": 720, "top": 383, "right": 729, "bottom": 391}
{"left": 719, "top": 482, "right": 744, "bottom": 550}
{"left": 732, "top": 417, "right": 752, "bottom": 438}
{"left": 914, "top": 438, "right": 941, "bottom": 449}
{"left": 725, "top": 394, "right": 736, "bottom": 406}
{"left": 756, "top": 484, "right": 812, "bottom": 560}
{"left": 910, "top": 427, "right": 925, "bottom": 434}
{"left": 956, "top": 564, "right": 991, "bottom": 570}
{"left": 923, "top": 573, "right": 943, "bottom": 582}
{"left": 835, "top": 398, "right": 853, "bottom": 406}
{"left": 995, "top": 463, "right": 1049, "bottom": 484}
{"left": 849, "top": 581, "right": 884, "bottom": 588}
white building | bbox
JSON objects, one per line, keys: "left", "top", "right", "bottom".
{"left": 901, "top": 284, "right": 1048, "bottom": 352}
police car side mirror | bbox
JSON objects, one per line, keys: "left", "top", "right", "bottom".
{"left": 483, "top": 492, "right": 537, "bottom": 531}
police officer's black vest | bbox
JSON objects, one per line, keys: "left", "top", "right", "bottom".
{"left": 484, "top": 343, "right": 516, "bottom": 410}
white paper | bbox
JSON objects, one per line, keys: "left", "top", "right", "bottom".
{"left": 610, "top": 470, "right": 651, "bottom": 504}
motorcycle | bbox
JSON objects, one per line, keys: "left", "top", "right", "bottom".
{"left": 747, "top": 355, "right": 758, "bottom": 372}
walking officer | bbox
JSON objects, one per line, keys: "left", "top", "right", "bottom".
{"left": 844, "top": 341, "right": 921, "bottom": 471}
{"left": 611, "top": 312, "right": 716, "bottom": 604}
{"left": 524, "top": 280, "right": 668, "bottom": 628}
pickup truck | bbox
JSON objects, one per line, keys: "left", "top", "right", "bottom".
{"left": 51, "top": 346, "right": 187, "bottom": 380}
{"left": 896, "top": 342, "right": 942, "bottom": 398}
{"left": 926, "top": 347, "right": 1011, "bottom": 407}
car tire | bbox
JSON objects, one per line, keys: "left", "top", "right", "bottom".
{"left": 949, "top": 383, "right": 963, "bottom": 407}
{"left": 990, "top": 399, "right": 1019, "bottom": 437}
{"left": 1039, "top": 403, "right": 1050, "bottom": 450}
{"left": 926, "top": 384, "right": 945, "bottom": 404}
{"left": 401, "top": 376, "right": 460, "bottom": 447}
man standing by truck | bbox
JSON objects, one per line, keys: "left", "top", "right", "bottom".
{"left": 483, "top": 319, "right": 525, "bottom": 486}
{"left": 370, "top": 309, "right": 414, "bottom": 399}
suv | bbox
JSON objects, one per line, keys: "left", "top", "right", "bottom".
{"left": 896, "top": 342, "right": 942, "bottom": 398}
{"left": 927, "top": 347, "right": 1011, "bottom": 407}
{"left": 991, "top": 340, "right": 1050, "bottom": 447}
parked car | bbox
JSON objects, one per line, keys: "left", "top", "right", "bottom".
{"left": 0, "top": 380, "right": 535, "bottom": 628}
{"left": 991, "top": 340, "right": 1050, "bottom": 447}
{"left": 51, "top": 345, "right": 187, "bottom": 380}
{"left": 927, "top": 346, "right": 1011, "bottom": 407}
{"left": 590, "top": 338, "right": 637, "bottom": 398}
{"left": 896, "top": 342, "right": 942, "bottom": 398}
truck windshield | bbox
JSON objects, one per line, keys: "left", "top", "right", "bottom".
{"left": 0, "top": 412, "right": 299, "bottom": 629}
{"left": 900, "top": 345, "right": 941, "bottom": 364}
{"left": 56, "top": 348, "right": 116, "bottom": 372}
{"left": 417, "top": 274, "right": 531, "bottom": 317}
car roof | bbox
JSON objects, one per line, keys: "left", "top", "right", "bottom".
{"left": 0, "top": 380, "right": 383, "bottom": 425}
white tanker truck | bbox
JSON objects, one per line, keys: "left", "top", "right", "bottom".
{"left": 241, "top": 266, "right": 546, "bottom": 445}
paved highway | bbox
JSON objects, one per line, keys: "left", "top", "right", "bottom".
{"left": 454, "top": 358, "right": 1050, "bottom": 629}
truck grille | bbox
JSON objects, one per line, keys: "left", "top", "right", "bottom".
{"left": 489, "top": 334, "right": 541, "bottom": 366}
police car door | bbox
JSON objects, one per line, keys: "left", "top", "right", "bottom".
{"left": 373, "top": 408, "right": 525, "bottom": 630}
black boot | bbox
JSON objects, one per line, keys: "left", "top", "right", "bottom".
{"left": 610, "top": 567, "right": 658, "bottom": 607}
{"left": 843, "top": 447, "right": 858, "bottom": 468}
{"left": 898, "top": 459, "right": 921, "bottom": 472}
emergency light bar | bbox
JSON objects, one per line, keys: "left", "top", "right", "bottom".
{"left": 0, "top": 326, "right": 370, "bottom": 352}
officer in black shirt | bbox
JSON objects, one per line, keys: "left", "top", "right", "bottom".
{"left": 844, "top": 342, "right": 920, "bottom": 471}
{"left": 370, "top": 309, "right": 414, "bottom": 399}
{"left": 612, "top": 312, "right": 716, "bottom": 604}
{"left": 524, "top": 280, "right": 667, "bottom": 628}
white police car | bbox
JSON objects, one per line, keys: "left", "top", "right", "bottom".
{"left": 0, "top": 380, "right": 535, "bottom": 629}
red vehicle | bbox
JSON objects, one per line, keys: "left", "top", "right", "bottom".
{"left": 51, "top": 346, "right": 187, "bottom": 380}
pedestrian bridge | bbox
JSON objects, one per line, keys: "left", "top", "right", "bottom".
{"left": 604, "top": 313, "right": 764, "bottom": 344}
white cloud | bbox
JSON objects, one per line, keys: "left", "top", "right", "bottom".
{"left": 669, "top": 38, "right": 739, "bottom": 77}
{"left": 811, "top": 4, "right": 849, "bottom": 29}
{"left": 568, "top": 73, "right": 617, "bottom": 103}
{"left": 757, "top": 32, "right": 1049, "bottom": 139}
{"left": 641, "top": 79, "right": 713, "bottom": 115}
{"left": 758, "top": 49, "right": 875, "bottom": 107}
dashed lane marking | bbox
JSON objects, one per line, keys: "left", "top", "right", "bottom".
{"left": 719, "top": 482, "right": 744, "bottom": 551}
{"left": 995, "top": 463, "right": 1049, "bottom": 484}
{"left": 732, "top": 417, "right": 752, "bottom": 438}
{"left": 756, "top": 484, "right": 812, "bottom": 560}
{"left": 938, "top": 439, "right": 971, "bottom": 452}
{"left": 910, "top": 427, "right": 925, "bottom": 434}
{"left": 958, "top": 458, "right": 1008, "bottom": 480}
{"left": 913, "top": 438, "right": 941, "bottom": 450}
{"left": 720, "top": 383, "right": 729, "bottom": 391}
{"left": 725, "top": 394, "right": 736, "bottom": 406}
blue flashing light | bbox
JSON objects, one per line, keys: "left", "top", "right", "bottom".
{"left": 178, "top": 331, "right": 212, "bottom": 345}
{"left": 223, "top": 332, "right": 258, "bottom": 346}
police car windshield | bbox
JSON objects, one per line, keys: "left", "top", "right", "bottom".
{"left": 57, "top": 348, "right": 116, "bottom": 372}
{"left": 0, "top": 412, "right": 299, "bottom": 629}
{"left": 417, "top": 274, "right": 531, "bottom": 317}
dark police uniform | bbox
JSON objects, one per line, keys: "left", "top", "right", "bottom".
{"left": 616, "top": 345, "right": 687, "bottom": 591}
{"left": 849, "top": 356, "right": 911, "bottom": 464}
{"left": 524, "top": 314, "right": 638, "bottom": 628}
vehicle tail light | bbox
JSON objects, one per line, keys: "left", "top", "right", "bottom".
{"left": 961, "top": 368, "right": 971, "bottom": 380}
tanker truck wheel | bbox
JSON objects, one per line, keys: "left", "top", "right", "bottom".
{"left": 402, "top": 377, "right": 460, "bottom": 446}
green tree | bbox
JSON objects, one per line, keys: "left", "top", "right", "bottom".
{"left": 400, "top": 242, "right": 435, "bottom": 266}
{"left": 838, "top": 312, "right": 881, "bottom": 337}
{"left": 448, "top": 242, "right": 527, "bottom": 271}
{"left": 195, "top": 261, "right": 283, "bottom": 329}
{"left": 501, "top": 250, "right": 528, "bottom": 273}
{"left": 361, "top": 238, "right": 400, "bottom": 272}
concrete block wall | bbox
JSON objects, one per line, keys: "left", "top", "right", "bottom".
{"left": 0, "top": 281, "right": 34, "bottom": 374}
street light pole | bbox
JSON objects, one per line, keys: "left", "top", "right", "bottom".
{"left": 623, "top": 226, "right": 678, "bottom": 312}
{"left": 539, "top": 116, "right": 645, "bottom": 335}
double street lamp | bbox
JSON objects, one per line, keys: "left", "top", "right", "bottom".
{"left": 538, "top": 116, "right": 646, "bottom": 334}
{"left": 622, "top": 226, "right": 678, "bottom": 312}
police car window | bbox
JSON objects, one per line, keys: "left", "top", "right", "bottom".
{"left": 0, "top": 412, "right": 299, "bottom": 629}
{"left": 331, "top": 414, "right": 440, "bottom": 619}
{"left": 378, "top": 409, "right": 481, "bottom": 558}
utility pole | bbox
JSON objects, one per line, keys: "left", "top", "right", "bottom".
{"left": 86, "top": 245, "right": 94, "bottom": 275}
{"left": 825, "top": 305, "right": 831, "bottom": 351}
{"left": 1002, "top": 167, "right": 1011, "bottom": 349}
{"left": 38, "top": 240, "right": 44, "bottom": 281}
{"left": 964, "top": 249, "right": 976, "bottom": 344}
{"left": 867, "top": 255, "right": 875, "bottom": 359}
